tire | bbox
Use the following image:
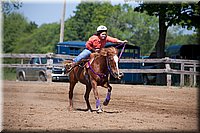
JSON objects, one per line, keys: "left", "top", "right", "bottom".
{"left": 39, "top": 73, "right": 47, "bottom": 82}
{"left": 143, "top": 75, "right": 149, "bottom": 85}
{"left": 18, "top": 74, "right": 24, "bottom": 81}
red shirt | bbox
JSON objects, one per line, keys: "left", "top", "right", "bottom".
{"left": 86, "top": 35, "right": 119, "bottom": 50}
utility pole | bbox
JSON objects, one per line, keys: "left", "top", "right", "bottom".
{"left": 59, "top": 0, "right": 66, "bottom": 43}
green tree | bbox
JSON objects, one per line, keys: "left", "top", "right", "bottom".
{"left": 166, "top": 33, "right": 198, "bottom": 47}
{"left": 134, "top": 2, "right": 199, "bottom": 85}
{"left": 64, "top": 2, "right": 123, "bottom": 41}
{"left": 13, "top": 23, "right": 60, "bottom": 53}
{"left": 64, "top": 2, "right": 100, "bottom": 41}
{"left": 3, "top": 12, "right": 37, "bottom": 53}
{"left": 64, "top": 2, "right": 159, "bottom": 55}
{"left": 106, "top": 4, "right": 159, "bottom": 55}
{"left": 134, "top": 2, "right": 199, "bottom": 58}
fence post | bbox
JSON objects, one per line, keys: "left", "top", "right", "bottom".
{"left": 165, "top": 62, "right": 171, "bottom": 87}
{"left": 180, "top": 63, "right": 184, "bottom": 87}
{"left": 46, "top": 58, "right": 53, "bottom": 83}
{"left": 193, "top": 63, "right": 197, "bottom": 87}
{"left": 189, "top": 68, "right": 194, "bottom": 87}
{"left": 21, "top": 59, "right": 23, "bottom": 64}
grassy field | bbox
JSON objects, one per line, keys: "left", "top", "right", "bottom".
{"left": 3, "top": 68, "right": 16, "bottom": 81}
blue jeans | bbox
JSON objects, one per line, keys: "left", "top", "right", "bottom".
{"left": 73, "top": 49, "right": 92, "bottom": 63}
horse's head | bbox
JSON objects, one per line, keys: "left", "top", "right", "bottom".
{"left": 100, "top": 47, "right": 124, "bottom": 80}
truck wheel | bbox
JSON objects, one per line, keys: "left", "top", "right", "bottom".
{"left": 19, "top": 74, "right": 24, "bottom": 81}
{"left": 143, "top": 75, "right": 149, "bottom": 85}
{"left": 39, "top": 73, "right": 47, "bottom": 82}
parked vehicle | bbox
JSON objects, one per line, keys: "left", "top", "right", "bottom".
{"left": 141, "top": 52, "right": 157, "bottom": 85}
{"left": 141, "top": 44, "right": 200, "bottom": 85}
{"left": 16, "top": 57, "right": 47, "bottom": 81}
{"left": 165, "top": 44, "right": 200, "bottom": 60}
{"left": 165, "top": 44, "right": 200, "bottom": 86}
{"left": 51, "top": 58, "right": 69, "bottom": 82}
{"left": 16, "top": 57, "right": 68, "bottom": 82}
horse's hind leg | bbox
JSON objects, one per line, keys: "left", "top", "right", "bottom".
{"left": 84, "top": 84, "right": 92, "bottom": 112}
{"left": 103, "top": 84, "right": 112, "bottom": 106}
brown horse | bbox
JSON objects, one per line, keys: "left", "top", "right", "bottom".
{"left": 64, "top": 47, "right": 123, "bottom": 113}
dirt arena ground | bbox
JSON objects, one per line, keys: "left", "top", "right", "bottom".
{"left": 2, "top": 80, "right": 199, "bottom": 132}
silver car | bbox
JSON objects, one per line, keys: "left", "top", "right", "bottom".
{"left": 16, "top": 57, "right": 68, "bottom": 82}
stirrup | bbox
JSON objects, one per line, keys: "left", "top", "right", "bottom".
{"left": 65, "top": 63, "right": 75, "bottom": 72}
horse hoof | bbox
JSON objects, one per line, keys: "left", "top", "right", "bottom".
{"left": 87, "top": 109, "right": 93, "bottom": 112}
{"left": 103, "top": 99, "right": 109, "bottom": 106}
{"left": 68, "top": 106, "right": 74, "bottom": 111}
{"left": 97, "top": 109, "right": 103, "bottom": 113}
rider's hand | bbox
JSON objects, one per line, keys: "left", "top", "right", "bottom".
{"left": 118, "top": 40, "right": 128, "bottom": 44}
{"left": 94, "top": 48, "right": 100, "bottom": 52}
{"left": 122, "top": 40, "right": 128, "bottom": 43}
{"left": 91, "top": 48, "right": 100, "bottom": 53}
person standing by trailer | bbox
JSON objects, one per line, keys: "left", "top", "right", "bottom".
{"left": 69, "top": 25, "right": 128, "bottom": 68}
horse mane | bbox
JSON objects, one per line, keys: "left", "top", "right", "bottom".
{"left": 99, "top": 47, "right": 118, "bottom": 57}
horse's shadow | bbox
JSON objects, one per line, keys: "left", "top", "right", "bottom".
{"left": 75, "top": 108, "right": 121, "bottom": 114}
{"left": 75, "top": 108, "right": 94, "bottom": 112}
{"left": 104, "top": 110, "right": 122, "bottom": 114}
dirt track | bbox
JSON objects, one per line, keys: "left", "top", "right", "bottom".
{"left": 2, "top": 80, "right": 198, "bottom": 132}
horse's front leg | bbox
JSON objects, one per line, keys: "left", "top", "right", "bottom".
{"left": 91, "top": 80, "right": 103, "bottom": 113}
{"left": 68, "top": 81, "right": 76, "bottom": 111}
{"left": 103, "top": 84, "right": 112, "bottom": 106}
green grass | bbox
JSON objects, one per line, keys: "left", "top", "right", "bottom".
{"left": 2, "top": 68, "right": 16, "bottom": 81}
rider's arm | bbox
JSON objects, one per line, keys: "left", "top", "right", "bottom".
{"left": 86, "top": 40, "right": 99, "bottom": 52}
{"left": 106, "top": 36, "right": 128, "bottom": 44}
{"left": 117, "top": 40, "right": 128, "bottom": 44}
{"left": 86, "top": 36, "right": 101, "bottom": 52}
{"left": 86, "top": 37, "right": 94, "bottom": 51}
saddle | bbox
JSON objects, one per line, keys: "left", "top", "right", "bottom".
{"left": 85, "top": 52, "right": 99, "bottom": 68}
{"left": 63, "top": 52, "right": 99, "bottom": 72}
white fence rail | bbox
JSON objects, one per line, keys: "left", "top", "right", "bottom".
{"left": 2, "top": 53, "right": 200, "bottom": 86}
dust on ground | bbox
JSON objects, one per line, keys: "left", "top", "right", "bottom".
{"left": 2, "top": 80, "right": 198, "bottom": 132}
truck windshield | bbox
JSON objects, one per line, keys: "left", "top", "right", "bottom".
{"left": 41, "top": 58, "right": 47, "bottom": 64}
{"left": 53, "top": 58, "right": 64, "bottom": 64}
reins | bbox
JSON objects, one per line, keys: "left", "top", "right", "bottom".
{"left": 106, "top": 56, "right": 116, "bottom": 78}
{"left": 87, "top": 61, "right": 107, "bottom": 79}
{"left": 115, "top": 43, "right": 126, "bottom": 61}
{"left": 87, "top": 43, "right": 126, "bottom": 80}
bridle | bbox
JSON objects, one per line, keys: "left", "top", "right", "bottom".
{"left": 88, "top": 43, "right": 126, "bottom": 80}
{"left": 87, "top": 60, "right": 108, "bottom": 79}
{"left": 106, "top": 55, "right": 119, "bottom": 79}
{"left": 87, "top": 55, "right": 117, "bottom": 79}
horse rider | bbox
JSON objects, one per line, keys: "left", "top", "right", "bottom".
{"left": 69, "top": 25, "right": 128, "bottom": 68}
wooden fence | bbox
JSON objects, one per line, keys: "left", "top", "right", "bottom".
{"left": 119, "top": 58, "right": 200, "bottom": 86}
{"left": 1, "top": 53, "right": 200, "bottom": 86}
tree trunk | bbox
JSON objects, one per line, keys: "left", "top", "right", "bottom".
{"left": 155, "top": 12, "right": 168, "bottom": 85}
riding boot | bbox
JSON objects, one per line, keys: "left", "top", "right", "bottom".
{"left": 70, "top": 62, "right": 76, "bottom": 68}
{"left": 86, "top": 54, "right": 95, "bottom": 68}
{"left": 65, "top": 62, "right": 76, "bottom": 72}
